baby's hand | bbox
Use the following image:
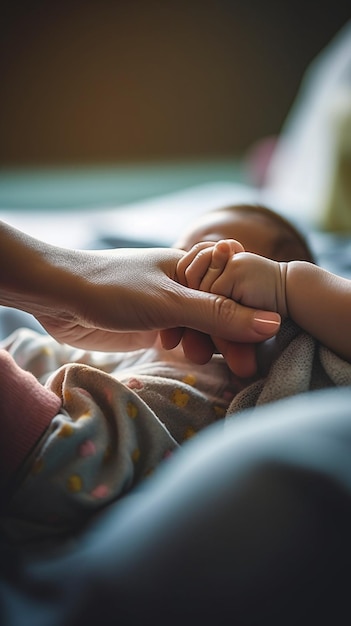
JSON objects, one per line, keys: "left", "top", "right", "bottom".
{"left": 177, "top": 240, "right": 288, "bottom": 317}
{"left": 177, "top": 239, "right": 245, "bottom": 290}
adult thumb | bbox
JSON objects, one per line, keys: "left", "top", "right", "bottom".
{"left": 180, "top": 289, "right": 281, "bottom": 344}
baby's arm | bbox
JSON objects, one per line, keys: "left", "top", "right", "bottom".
{"left": 177, "top": 240, "right": 351, "bottom": 363}
{"left": 284, "top": 261, "right": 351, "bottom": 362}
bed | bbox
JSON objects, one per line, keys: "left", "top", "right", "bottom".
{"left": 1, "top": 173, "right": 351, "bottom": 625}
{"left": 1, "top": 20, "right": 351, "bottom": 624}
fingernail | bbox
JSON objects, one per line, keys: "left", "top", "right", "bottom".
{"left": 253, "top": 311, "right": 281, "bottom": 335}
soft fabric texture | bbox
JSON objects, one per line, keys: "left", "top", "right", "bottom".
{"left": 0, "top": 349, "right": 61, "bottom": 493}
{"left": 2, "top": 386, "right": 351, "bottom": 626}
{"left": 226, "top": 318, "right": 351, "bottom": 416}
{"left": 2, "top": 363, "right": 177, "bottom": 540}
{"left": 0, "top": 327, "right": 239, "bottom": 540}
{"left": 2, "top": 320, "right": 351, "bottom": 540}
{"left": 1, "top": 319, "right": 351, "bottom": 541}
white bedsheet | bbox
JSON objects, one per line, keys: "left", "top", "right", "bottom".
{"left": 0, "top": 181, "right": 313, "bottom": 250}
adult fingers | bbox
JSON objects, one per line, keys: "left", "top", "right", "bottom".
{"left": 160, "top": 327, "right": 216, "bottom": 364}
{"left": 181, "top": 329, "right": 216, "bottom": 364}
{"left": 213, "top": 337, "right": 258, "bottom": 378}
{"left": 160, "top": 327, "right": 184, "bottom": 350}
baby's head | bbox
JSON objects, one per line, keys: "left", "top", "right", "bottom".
{"left": 174, "top": 203, "right": 314, "bottom": 263}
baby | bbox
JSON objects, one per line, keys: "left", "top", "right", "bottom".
{"left": 174, "top": 202, "right": 313, "bottom": 262}
{"left": 0, "top": 203, "right": 313, "bottom": 541}
{"left": 177, "top": 209, "right": 351, "bottom": 366}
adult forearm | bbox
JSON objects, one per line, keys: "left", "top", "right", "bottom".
{"left": 0, "top": 221, "right": 82, "bottom": 317}
{"left": 285, "top": 261, "right": 351, "bottom": 362}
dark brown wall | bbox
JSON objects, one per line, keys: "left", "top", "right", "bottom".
{"left": 1, "top": 1, "right": 349, "bottom": 165}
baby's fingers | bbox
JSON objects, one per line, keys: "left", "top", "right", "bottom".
{"left": 199, "top": 240, "right": 236, "bottom": 294}
{"left": 177, "top": 239, "right": 244, "bottom": 290}
{"left": 184, "top": 247, "right": 215, "bottom": 289}
{"left": 177, "top": 242, "right": 216, "bottom": 287}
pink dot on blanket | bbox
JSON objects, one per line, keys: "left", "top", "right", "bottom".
{"left": 78, "top": 440, "right": 96, "bottom": 457}
{"left": 91, "top": 484, "right": 109, "bottom": 499}
{"left": 76, "top": 387, "right": 94, "bottom": 400}
{"left": 126, "top": 377, "right": 144, "bottom": 390}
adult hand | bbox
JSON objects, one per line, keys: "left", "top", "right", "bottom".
{"left": 0, "top": 222, "right": 280, "bottom": 374}
{"left": 37, "top": 247, "right": 281, "bottom": 355}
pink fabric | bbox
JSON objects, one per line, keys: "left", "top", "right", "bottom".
{"left": 0, "top": 349, "right": 62, "bottom": 489}
{"left": 244, "top": 135, "right": 278, "bottom": 187}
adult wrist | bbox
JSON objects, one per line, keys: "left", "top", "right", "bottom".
{"left": 0, "top": 221, "right": 83, "bottom": 318}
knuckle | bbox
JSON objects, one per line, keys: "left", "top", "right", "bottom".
{"left": 189, "top": 242, "right": 204, "bottom": 255}
{"left": 184, "top": 267, "right": 192, "bottom": 284}
{"left": 214, "top": 295, "right": 239, "bottom": 329}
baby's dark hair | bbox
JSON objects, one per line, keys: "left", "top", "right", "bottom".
{"left": 217, "top": 203, "right": 315, "bottom": 263}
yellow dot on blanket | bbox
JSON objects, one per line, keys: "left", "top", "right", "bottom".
{"left": 126, "top": 401, "right": 138, "bottom": 419}
{"left": 104, "top": 445, "right": 112, "bottom": 462}
{"left": 171, "top": 388, "right": 189, "bottom": 408}
{"left": 64, "top": 390, "right": 72, "bottom": 403}
{"left": 41, "top": 346, "right": 53, "bottom": 356}
{"left": 77, "top": 411, "right": 91, "bottom": 420}
{"left": 31, "top": 457, "right": 44, "bottom": 475}
{"left": 184, "top": 427, "right": 196, "bottom": 440}
{"left": 58, "top": 423, "right": 74, "bottom": 437}
{"left": 132, "top": 448, "right": 140, "bottom": 463}
{"left": 67, "top": 474, "right": 83, "bottom": 493}
{"left": 213, "top": 405, "right": 226, "bottom": 419}
{"left": 182, "top": 374, "right": 196, "bottom": 386}
{"left": 144, "top": 467, "right": 154, "bottom": 478}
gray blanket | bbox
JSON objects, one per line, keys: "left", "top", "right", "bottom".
{"left": 226, "top": 320, "right": 351, "bottom": 417}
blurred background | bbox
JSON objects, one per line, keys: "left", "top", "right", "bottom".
{"left": 1, "top": 0, "right": 350, "bottom": 167}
